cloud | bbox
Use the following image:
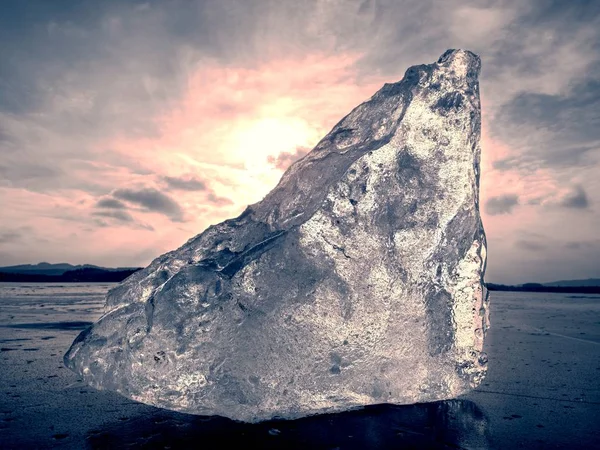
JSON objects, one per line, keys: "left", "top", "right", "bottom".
{"left": 515, "top": 239, "right": 545, "bottom": 251}
{"left": 560, "top": 186, "right": 589, "bottom": 209}
{"left": 0, "top": 162, "right": 62, "bottom": 188}
{"left": 92, "top": 209, "right": 155, "bottom": 231}
{"left": 485, "top": 194, "right": 519, "bottom": 215}
{"left": 162, "top": 176, "right": 234, "bottom": 206}
{"left": 205, "top": 192, "right": 233, "bottom": 206}
{"left": 267, "top": 146, "right": 310, "bottom": 170}
{"left": 492, "top": 80, "right": 600, "bottom": 171}
{"left": 96, "top": 198, "right": 127, "bottom": 209}
{"left": 113, "top": 187, "right": 185, "bottom": 221}
{"left": 565, "top": 239, "right": 600, "bottom": 251}
{"left": 164, "top": 176, "right": 207, "bottom": 191}
{"left": 0, "top": 231, "right": 21, "bottom": 244}
{"left": 92, "top": 209, "right": 134, "bottom": 222}
{"left": 449, "top": 4, "right": 516, "bottom": 48}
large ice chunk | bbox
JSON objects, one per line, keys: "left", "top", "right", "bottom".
{"left": 65, "top": 49, "right": 489, "bottom": 423}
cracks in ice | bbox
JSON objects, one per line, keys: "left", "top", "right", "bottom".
{"left": 218, "top": 230, "right": 287, "bottom": 278}
{"left": 145, "top": 295, "right": 156, "bottom": 333}
{"left": 322, "top": 235, "right": 352, "bottom": 259}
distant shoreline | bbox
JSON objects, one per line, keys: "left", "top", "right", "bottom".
{"left": 487, "top": 283, "right": 600, "bottom": 294}
{"left": 1, "top": 272, "right": 599, "bottom": 295}
{"left": 0, "top": 267, "right": 141, "bottom": 283}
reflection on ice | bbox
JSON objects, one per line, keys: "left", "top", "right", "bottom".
{"left": 87, "top": 399, "right": 489, "bottom": 450}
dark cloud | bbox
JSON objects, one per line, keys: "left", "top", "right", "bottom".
{"left": 206, "top": 192, "right": 233, "bottom": 206}
{"left": 560, "top": 186, "right": 589, "bottom": 209}
{"left": 491, "top": 159, "right": 515, "bottom": 171}
{"left": 505, "top": 80, "right": 600, "bottom": 137}
{"left": 515, "top": 239, "right": 545, "bottom": 251}
{"left": 522, "top": 0, "right": 600, "bottom": 26}
{"left": 564, "top": 239, "right": 600, "bottom": 250}
{"left": 113, "top": 187, "right": 184, "bottom": 221}
{"left": 96, "top": 198, "right": 127, "bottom": 209}
{"left": 162, "top": 176, "right": 232, "bottom": 207}
{"left": 0, "top": 2, "right": 117, "bottom": 117}
{"left": 92, "top": 209, "right": 134, "bottom": 222}
{"left": 164, "top": 176, "right": 207, "bottom": 191}
{"left": 485, "top": 194, "right": 519, "bottom": 215}
{"left": 93, "top": 218, "right": 109, "bottom": 228}
{"left": 0, "top": 231, "right": 21, "bottom": 244}
{"left": 267, "top": 146, "right": 310, "bottom": 170}
{"left": 92, "top": 210, "right": 154, "bottom": 231}
{"left": 493, "top": 77, "right": 600, "bottom": 169}
{"left": 0, "top": 163, "right": 61, "bottom": 183}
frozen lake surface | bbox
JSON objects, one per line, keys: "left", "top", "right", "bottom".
{"left": 0, "top": 283, "right": 599, "bottom": 448}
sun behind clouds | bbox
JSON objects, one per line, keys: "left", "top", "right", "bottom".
{"left": 107, "top": 52, "right": 383, "bottom": 212}
{"left": 232, "top": 116, "right": 318, "bottom": 184}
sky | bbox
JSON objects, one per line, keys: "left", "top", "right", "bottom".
{"left": 0, "top": 0, "right": 599, "bottom": 284}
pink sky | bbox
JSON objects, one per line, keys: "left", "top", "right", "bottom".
{"left": 0, "top": 53, "right": 534, "bottom": 268}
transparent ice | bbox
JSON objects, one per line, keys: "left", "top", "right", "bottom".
{"left": 65, "top": 49, "right": 489, "bottom": 423}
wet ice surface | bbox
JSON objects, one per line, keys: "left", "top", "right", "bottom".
{"left": 1, "top": 283, "right": 599, "bottom": 449}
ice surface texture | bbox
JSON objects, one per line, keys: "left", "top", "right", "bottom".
{"left": 65, "top": 49, "right": 489, "bottom": 423}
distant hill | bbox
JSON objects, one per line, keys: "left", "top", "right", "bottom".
{"left": 487, "top": 282, "right": 600, "bottom": 294}
{"left": 543, "top": 278, "right": 600, "bottom": 287}
{"left": 0, "top": 264, "right": 142, "bottom": 283}
{"left": 0, "top": 262, "right": 139, "bottom": 277}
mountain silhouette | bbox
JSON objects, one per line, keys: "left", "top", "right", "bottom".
{"left": 0, "top": 263, "right": 141, "bottom": 282}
